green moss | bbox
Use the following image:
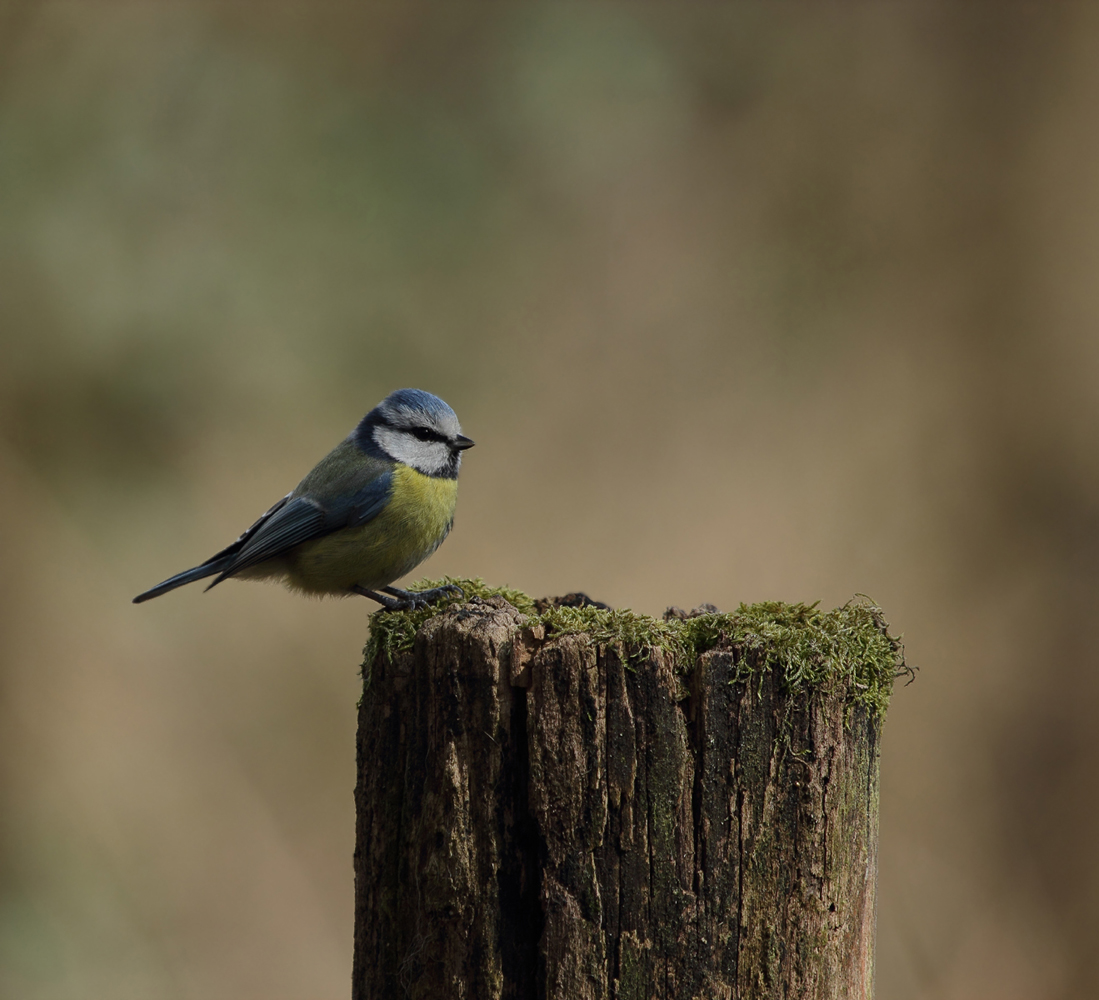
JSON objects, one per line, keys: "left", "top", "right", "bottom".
{"left": 702, "top": 598, "right": 906, "bottom": 719}
{"left": 362, "top": 577, "right": 535, "bottom": 668}
{"left": 363, "top": 580, "right": 906, "bottom": 718}
{"left": 537, "top": 604, "right": 689, "bottom": 659}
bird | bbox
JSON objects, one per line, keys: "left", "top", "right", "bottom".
{"left": 133, "top": 388, "right": 474, "bottom": 611}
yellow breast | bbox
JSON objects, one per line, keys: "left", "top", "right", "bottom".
{"left": 284, "top": 464, "right": 459, "bottom": 595}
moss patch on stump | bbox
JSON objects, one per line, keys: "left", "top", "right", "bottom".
{"left": 364, "top": 578, "right": 907, "bottom": 719}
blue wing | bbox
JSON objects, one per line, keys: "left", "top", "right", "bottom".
{"left": 133, "top": 468, "right": 394, "bottom": 602}
{"left": 206, "top": 469, "right": 394, "bottom": 587}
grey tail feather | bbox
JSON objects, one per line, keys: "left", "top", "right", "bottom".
{"left": 133, "top": 558, "right": 232, "bottom": 604}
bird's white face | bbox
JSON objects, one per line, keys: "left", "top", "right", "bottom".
{"left": 373, "top": 425, "right": 452, "bottom": 476}
{"left": 372, "top": 402, "right": 468, "bottom": 477}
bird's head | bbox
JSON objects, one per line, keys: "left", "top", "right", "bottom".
{"left": 355, "top": 388, "right": 474, "bottom": 478}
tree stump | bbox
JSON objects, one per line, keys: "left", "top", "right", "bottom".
{"left": 353, "top": 586, "right": 903, "bottom": 1000}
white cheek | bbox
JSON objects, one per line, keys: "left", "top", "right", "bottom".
{"left": 374, "top": 426, "right": 450, "bottom": 474}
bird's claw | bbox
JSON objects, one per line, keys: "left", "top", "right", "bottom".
{"left": 399, "top": 583, "right": 464, "bottom": 609}
{"left": 354, "top": 583, "right": 464, "bottom": 611}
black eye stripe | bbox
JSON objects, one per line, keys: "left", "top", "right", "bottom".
{"left": 408, "top": 426, "right": 447, "bottom": 443}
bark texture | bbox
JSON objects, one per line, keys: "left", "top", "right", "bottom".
{"left": 353, "top": 595, "right": 882, "bottom": 999}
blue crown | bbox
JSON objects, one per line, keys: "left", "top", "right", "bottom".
{"left": 381, "top": 388, "right": 456, "bottom": 422}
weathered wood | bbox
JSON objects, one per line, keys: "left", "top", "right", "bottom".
{"left": 353, "top": 594, "right": 888, "bottom": 999}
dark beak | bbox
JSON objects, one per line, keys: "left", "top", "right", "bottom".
{"left": 454, "top": 435, "right": 475, "bottom": 450}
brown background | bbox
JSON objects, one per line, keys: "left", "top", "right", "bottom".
{"left": 2, "top": 4, "right": 1097, "bottom": 998}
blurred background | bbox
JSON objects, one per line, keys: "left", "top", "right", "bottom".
{"left": 2, "top": 3, "right": 1097, "bottom": 997}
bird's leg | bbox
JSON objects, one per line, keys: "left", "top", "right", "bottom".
{"left": 350, "top": 583, "right": 463, "bottom": 611}
{"left": 383, "top": 583, "right": 464, "bottom": 608}
{"left": 349, "top": 585, "right": 407, "bottom": 609}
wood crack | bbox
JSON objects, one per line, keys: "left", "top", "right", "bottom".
{"left": 353, "top": 598, "right": 884, "bottom": 999}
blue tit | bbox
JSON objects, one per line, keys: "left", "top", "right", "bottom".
{"left": 133, "top": 388, "right": 474, "bottom": 611}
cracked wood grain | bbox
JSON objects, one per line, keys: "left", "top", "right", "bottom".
{"left": 353, "top": 596, "right": 882, "bottom": 999}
